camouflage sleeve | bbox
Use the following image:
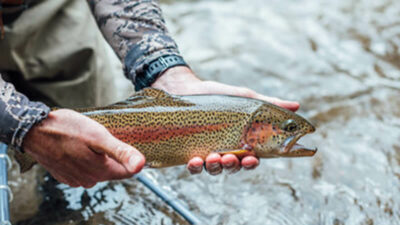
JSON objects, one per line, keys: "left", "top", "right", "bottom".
{"left": 90, "top": 0, "right": 183, "bottom": 84}
{"left": 0, "top": 75, "right": 50, "bottom": 151}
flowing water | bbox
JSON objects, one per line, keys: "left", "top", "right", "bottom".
{"left": 9, "top": 0, "right": 400, "bottom": 224}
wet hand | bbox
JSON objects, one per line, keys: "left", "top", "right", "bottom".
{"left": 23, "top": 109, "right": 146, "bottom": 188}
{"left": 152, "top": 66, "right": 300, "bottom": 112}
{"left": 152, "top": 66, "right": 299, "bottom": 175}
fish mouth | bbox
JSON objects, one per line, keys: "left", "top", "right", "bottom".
{"left": 281, "top": 134, "right": 317, "bottom": 157}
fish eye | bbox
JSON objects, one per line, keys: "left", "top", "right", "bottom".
{"left": 281, "top": 119, "right": 298, "bottom": 132}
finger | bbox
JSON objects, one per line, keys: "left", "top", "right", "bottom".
{"left": 70, "top": 150, "right": 127, "bottom": 181}
{"left": 205, "top": 153, "right": 222, "bottom": 175}
{"left": 49, "top": 170, "right": 80, "bottom": 187}
{"left": 241, "top": 156, "right": 260, "bottom": 170}
{"left": 49, "top": 172, "right": 69, "bottom": 185}
{"left": 255, "top": 94, "right": 299, "bottom": 112}
{"left": 55, "top": 168, "right": 98, "bottom": 188}
{"left": 187, "top": 157, "right": 204, "bottom": 174}
{"left": 221, "top": 154, "right": 240, "bottom": 174}
{"left": 101, "top": 156, "right": 144, "bottom": 180}
{"left": 89, "top": 133, "right": 145, "bottom": 174}
{"left": 75, "top": 152, "right": 139, "bottom": 181}
{"left": 72, "top": 173, "right": 98, "bottom": 189}
{"left": 81, "top": 182, "right": 96, "bottom": 189}
{"left": 41, "top": 162, "right": 77, "bottom": 186}
{"left": 201, "top": 82, "right": 300, "bottom": 112}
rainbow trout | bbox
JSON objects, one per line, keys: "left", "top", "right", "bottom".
{"left": 16, "top": 88, "right": 317, "bottom": 171}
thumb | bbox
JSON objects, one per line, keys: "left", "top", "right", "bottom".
{"left": 256, "top": 94, "right": 300, "bottom": 112}
{"left": 90, "top": 133, "right": 146, "bottom": 174}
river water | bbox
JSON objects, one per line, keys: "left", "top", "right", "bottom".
{"left": 10, "top": 0, "right": 400, "bottom": 224}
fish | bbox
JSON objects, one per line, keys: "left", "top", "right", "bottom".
{"left": 15, "top": 88, "right": 317, "bottom": 172}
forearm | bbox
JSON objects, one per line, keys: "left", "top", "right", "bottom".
{"left": 90, "top": 0, "right": 182, "bottom": 83}
{"left": 0, "top": 75, "right": 50, "bottom": 151}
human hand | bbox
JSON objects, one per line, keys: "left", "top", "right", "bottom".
{"left": 152, "top": 66, "right": 300, "bottom": 175}
{"left": 23, "top": 109, "right": 145, "bottom": 188}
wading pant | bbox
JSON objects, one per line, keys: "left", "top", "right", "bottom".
{"left": 0, "top": 0, "right": 133, "bottom": 222}
{"left": 0, "top": 0, "right": 133, "bottom": 108}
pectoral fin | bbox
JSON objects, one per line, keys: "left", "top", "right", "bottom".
{"left": 137, "top": 88, "right": 172, "bottom": 99}
{"left": 214, "top": 149, "right": 256, "bottom": 158}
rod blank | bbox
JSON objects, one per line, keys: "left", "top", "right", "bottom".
{"left": 0, "top": 143, "right": 11, "bottom": 225}
{"left": 134, "top": 174, "right": 204, "bottom": 225}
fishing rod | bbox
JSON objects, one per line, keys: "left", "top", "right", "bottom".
{"left": 134, "top": 173, "right": 205, "bottom": 225}
{"left": 0, "top": 143, "right": 11, "bottom": 225}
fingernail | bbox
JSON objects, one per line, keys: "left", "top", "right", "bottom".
{"left": 208, "top": 163, "right": 222, "bottom": 175}
{"left": 209, "top": 163, "right": 220, "bottom": 170}
{"left": 129, "top": 155, "right": 142, "bottom": 172}
{"left": 243, "top": 165, "right": 255, "bottom": 170}
{"left": 188, "top": 165, "right": 202, "bottom": 174}
{"left": 224, "top": 162, "right": 234, "bottom": 168}
{"left": 209, "top": 169, "right": 222, "bottom": 176}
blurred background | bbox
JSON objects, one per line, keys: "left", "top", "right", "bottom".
{"left": 10, "top": 0, "right": 400, "bottom": 224}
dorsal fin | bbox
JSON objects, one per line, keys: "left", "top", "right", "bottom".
{"left": 110, "top": 88, "right": 172, "bottom": 107}
{"left": 74, "top": 88, "right": 193, "bottom": 114}
{"left": 112, "top": 96, "right": 147, "bottom": 106}
{"left": 136, "top": 88, "right": 172, "bottom": 99}
{"left": 108, "top": 88, "right": 194, "bottom": 108}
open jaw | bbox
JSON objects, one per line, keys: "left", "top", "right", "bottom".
{"left": 281, "top": 134, "right": 317, "bottom": 157}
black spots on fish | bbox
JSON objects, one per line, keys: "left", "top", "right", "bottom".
{"left": 105, "top": 110, "right": 250, "bottom": 167}
{"left": 176, "top": 117, "right": 183, "bottom": 126}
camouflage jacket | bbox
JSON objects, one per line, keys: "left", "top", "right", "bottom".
{"left": 0, "top": 0, "right": 182, "bottom": 150}
{"left": 0, "top": 77, "right": 50, "bottom": 151}
{"left": 90, "top": 0, "right": 182, "bottom": 83}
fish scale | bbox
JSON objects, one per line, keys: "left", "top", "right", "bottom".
{"left": 87, "top": 105, "right": 252, "bottom": 168}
